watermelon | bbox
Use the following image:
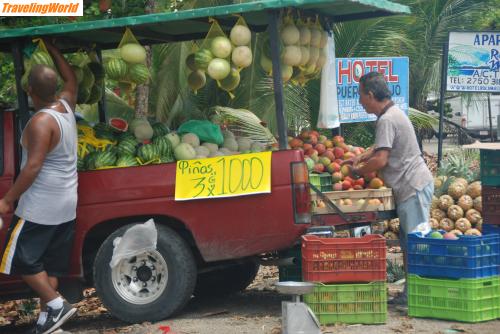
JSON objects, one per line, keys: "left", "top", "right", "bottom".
{"left": 84, "top": 151, "right": 99, "bottom": 170}
{"left": 77, "top": 86, "right": 91, "bottom": 105}
{"left": 94, "top": 150, "right": 117, "bottom": 169}
{"left": 77, "top": 158, "right": 86, "bottom": 171}
{"left": 160, "top": 156, "right": 175, "bottom": 164}
{"left": 87, "top": 62, "right": 105, "bottom": 82}
{"left": 194, "top": 49, "right": 213, "bottom": 71}
{"left": 31, "top": 51, "right": 55, "bottom": 68}
{"left": 117, "top": 137, "right": 138, "bottom": 156}
{"left": 109, "top": 118, "right": 129, "bottom": 132}
{"left": 137, "top": 143, "right": 160, "bottom": 162}
{"left": 72, "top": 65, "right": 84, "bottom": 84}
{"left": 86, "top": 83, "right": 103, "bottom": 105}
{"left": 94, "top": 122, "right": 112, "bottom": 133}
{"left": 81, "top": 65, "right": 95, "bottom": 89}
{"left": 152, "top": 122, "right": 169, "bottom": 138}
{"left": 116, "top": 155, "right": 139, "bottom": 167}
{"left": 118, "top": 131, "right": 136, "bottom": 141}
{"left": 68, "top": 52, "right": 88, "bottom": 67}
{"left": 152, "top": 135, "right": 173, "bottom": 157}
{"left": 105, "top": 58, "right": 128, "bottom": 80}
{"left": 129, "top": 64, "right": 150, "bottom": 84}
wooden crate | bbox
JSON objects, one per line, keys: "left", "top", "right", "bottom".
{"left": 311, "top": 188, "right": 395, "bottom": 214}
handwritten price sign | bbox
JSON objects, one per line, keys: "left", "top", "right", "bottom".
{"left": 175, "top": 152, "right": 272, "bottom": 201}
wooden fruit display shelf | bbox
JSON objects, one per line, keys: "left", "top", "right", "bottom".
{"left": 311, "top": 188, "right": 395, "bottom": 214}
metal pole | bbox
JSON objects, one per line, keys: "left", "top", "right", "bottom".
{"left": 487, "top": 94, "right": 493, "bottom": 142}
{"left": 96, "top": 48, "right": 107, "bottom": 123}
{"left": 437, "top": 42, "right": 449, "bottom": 166}
{"left": 268, "top": 10, "right": 287, "bottom": 150}
{"left": 12, "top": 41, "right": 30, "bottom": 176}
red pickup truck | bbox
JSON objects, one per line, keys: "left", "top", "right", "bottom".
{"left": 0, "top": 106, "right": 312, "bottom": 322}
{"left": 0, "top": 1, "right": 409, "bottom": 324}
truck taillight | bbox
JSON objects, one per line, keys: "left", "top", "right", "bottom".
{"left": 291, "top": 162, "right": 311, "bottom": 224}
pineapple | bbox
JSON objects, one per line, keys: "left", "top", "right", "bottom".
{"left": 457, "top": 195, "right": 473, "bottom": 211}
{"left": 447, "top": 205, "right": 464, "bottom": 221}
{"left": 466, "top": 181, "right": 481, "bottom": 199}
{"left": 448, "top": 181, "right": 467, "bottom": 200}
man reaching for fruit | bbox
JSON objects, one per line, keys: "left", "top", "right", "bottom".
{"left": 345, "top": 71, "right": 434, "bottom": 305}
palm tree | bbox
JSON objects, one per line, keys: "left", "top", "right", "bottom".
{"left": 333, "top": 0, "right": 493, "bottom": 111}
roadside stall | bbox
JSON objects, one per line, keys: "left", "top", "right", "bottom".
{"left": 0, "top": 0, "right": 413, "bottom": 326}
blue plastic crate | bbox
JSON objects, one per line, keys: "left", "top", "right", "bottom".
{"left": 483, "top": 224, "right": 500, "bottom": 236}
{"left": 407, "top": 231, "right": 500, "bottom": 279}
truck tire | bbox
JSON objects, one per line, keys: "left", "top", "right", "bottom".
{"left": 194, "top": 261, "right": 259, "bottom": 297}
{"left": 93, "top": 224, "right": 196, "bottom": 323}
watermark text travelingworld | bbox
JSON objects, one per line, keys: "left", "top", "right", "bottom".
{"left": 0, "top": 1, "right": 83, "bottom": 16}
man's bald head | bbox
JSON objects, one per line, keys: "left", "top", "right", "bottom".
{"left": 28, "top": 64, "right": 57, "bottom": 101}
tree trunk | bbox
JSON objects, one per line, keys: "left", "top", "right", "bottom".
{"left": 134, "top": 1, "right": 156, "bottom": 119}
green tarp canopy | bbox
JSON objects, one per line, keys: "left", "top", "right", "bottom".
{"left": 0, "top": 0, "right": 409, "bottom": 52}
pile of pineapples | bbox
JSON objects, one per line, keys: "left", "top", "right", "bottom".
{"left": 429, "top": 148, "right": 483, "bottom": 236}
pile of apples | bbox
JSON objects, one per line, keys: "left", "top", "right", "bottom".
{"left": 288, "top": 130, "right": 385, "bottom": 191}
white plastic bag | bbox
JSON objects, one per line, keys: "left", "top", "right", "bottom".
{"left": 317, "top": 34, "right": 340, "bottom": 129}
{"left": 412, "top": 222, "right": 431, "bottom": 236}
{"left": 110, "top": 219, "right": 158, "bottom": 268}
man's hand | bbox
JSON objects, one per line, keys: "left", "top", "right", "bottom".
{"left": 0, "top": 198, "right": 12, "bottom": 215}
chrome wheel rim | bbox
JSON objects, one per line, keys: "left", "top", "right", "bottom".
{"left": 111, "top": 250, "right": 168, "bottom": 305}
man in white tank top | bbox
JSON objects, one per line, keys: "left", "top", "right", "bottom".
{"left": 0, "top": 39, "right": 78, "bottom": 334}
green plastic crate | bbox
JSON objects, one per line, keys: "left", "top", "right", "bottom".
{"left": 309, "top": 173, "right": 332, "bottom": 187}
{"left": 278, "top": 246, "right": 302, "bottom": 282}
{"left": 408, "top": 275, "right": 500, "bottom": 323}
{"left": 304, "top": 282, "right": 387, "bottom": 325}
{"left": 480, "top": 150, "right": 500, "bottom": 186}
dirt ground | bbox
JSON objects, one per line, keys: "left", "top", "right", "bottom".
{"left": 1, "top": 264, "right": 500, "bottom": 334}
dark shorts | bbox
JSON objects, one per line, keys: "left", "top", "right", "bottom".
{"left": 0, "top": 215, "right": 75, "bottom": 276}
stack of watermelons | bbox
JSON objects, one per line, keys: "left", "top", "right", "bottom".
{"left": 66, "top": 51, "right": 106, "bottom": 105}
{"left": 78, "top": 119, "right": 174, "bottom": 171}
{"left": 104, "top": 42, "right": 150, "bottom": 86}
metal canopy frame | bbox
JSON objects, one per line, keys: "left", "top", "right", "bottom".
{"left": 2, "top": 0, "right": 410, "bottom": 150}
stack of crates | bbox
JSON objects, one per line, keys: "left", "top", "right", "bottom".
{"left": 407, "top": 231, "right": 500, "bottom": 322}
{"left": 309, "top": 173, "right": 333, "bottom": 192}
{"left": 481, "top": 149, "right": 500, "bottom": 226}
{"left": 301, "top": 234, "right": 387, "bottom": 325}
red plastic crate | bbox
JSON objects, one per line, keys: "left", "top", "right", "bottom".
{"left": 483, "top": 186, "right": 500, "bottom": 224}
{"left": 301, "top": 234, "right": 386, "bottom": 283}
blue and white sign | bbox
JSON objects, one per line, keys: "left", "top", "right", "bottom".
{"left": 336, "top": 57, "right": 409, "bottom": 123}
{"left": 447, "top": 32, "right": 500, "bottom": 92}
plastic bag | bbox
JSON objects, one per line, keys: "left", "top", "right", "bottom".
{"left": 118, "top": 27, "right": 141, "bottom": 50}
{"left": 177, "top": 120, "right": 224, "bottom": 145}
{"left": 317, "top": 34, "right": 340, "bottom": 129}
{"left": 110, "top": 219, "right": 158, "bottom": 268}
{"left": 412, "top": 222, "right": 432, "bottom": 235}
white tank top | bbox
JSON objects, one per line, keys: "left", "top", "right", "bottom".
{"left": 16, "top": 99, "right": 78, "bottom": 225}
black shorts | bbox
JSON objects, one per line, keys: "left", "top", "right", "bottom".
{"left": 0, "top": 215, "right": 75, "bottom": 276}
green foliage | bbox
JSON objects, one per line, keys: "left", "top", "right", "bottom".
{"left": 0, "top": 54, "right": 15, "bottom": 105}
{"left": 342, "top": 122, "right": 376, "bottom": 148}
{"left": 438, "top": 148, "right": 480, "bottom": 183}
{"left": 387, "top": 259, "right": 405, "bottom": 283}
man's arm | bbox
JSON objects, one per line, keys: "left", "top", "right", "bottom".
{"left": 44, "top": 39, "right": 77, "bottom": 110}
{"left": 0, "top": 114, "right": 54, "bottom": 213}
{"left": 354, "top": 149, "right": 390, "bottom": 176}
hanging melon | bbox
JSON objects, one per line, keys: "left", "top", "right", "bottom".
{"left": 188, "top": 70, "right": 206, "bottom": 91}
{"left": 219, "top": 67, "right": 241, "bottom": 92}
{"left": 120, "top": 43, "right": 147, "bottom": 64}
{"left": 207, "top": 58, "right": 230, "bottom": 80}
{"left": 231, "top": 46, "right": 252, "bottom": 68}
{"left": 230, "top": 25, "right": 251, "bottom": 46}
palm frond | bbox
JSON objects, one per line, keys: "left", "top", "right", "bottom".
{"left": 211, "top": 106, "right": 277, "bottom": 144}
